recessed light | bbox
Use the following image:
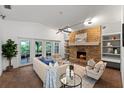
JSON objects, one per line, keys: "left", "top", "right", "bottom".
{"left": 59, "top": 11, "right": 63, "bottom": 15}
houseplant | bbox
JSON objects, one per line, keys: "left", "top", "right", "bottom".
{"left": 2, "top": 39, "right": 18, "bottom": 71}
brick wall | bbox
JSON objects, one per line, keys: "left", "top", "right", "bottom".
{"left": 68, "top": 26, "right": 101, "bottom": 63}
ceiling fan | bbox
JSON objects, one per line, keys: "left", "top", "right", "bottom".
{"left": 4, "top": 5, "right": 12, "bottom": 10}
{"left": 56, "top": 26, "right": 72, "bottom": 34}
{"left": 56, "top": 21, "right": 84, "bottom": 34}
{"left": 56, "top": 17, "right": 94, "bottom": 34}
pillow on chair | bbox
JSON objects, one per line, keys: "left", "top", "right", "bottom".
{"left": 94, "top": 61, "right": 103, "bottom": 72}
{"left": 87, "top": 59, "right": 96, "bottom": 70}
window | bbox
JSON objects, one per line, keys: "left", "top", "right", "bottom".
{"left": 20, "top": 40, "right": 30, "bottom": 64}
{"left": 35, "top": 41, "right": 42, "bottom": 57}
{"left": 54, "top": 42, "right": 59, "bottom": 54}
{"left": 46, "top": 41, "right": 52, "bottom": 56}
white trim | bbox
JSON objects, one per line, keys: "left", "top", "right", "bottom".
{"left": 0, "top": 41, "right": 2, "bottom": 76}
{"left": 18, "top": 37, "right": 61, "bottom": 42}
{"left": 120, "top": 21, "right": 124, "bottom": 87}
{"left": 102, "top": 32, "right": 121, "bottom": 36}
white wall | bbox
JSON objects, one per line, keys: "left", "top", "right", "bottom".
{"left": 121, "top": 6, "right": 124, "bottom": 87}
{"left": 102, "top": 21, "right": 121, "bottom": 35}
{"left": 0, "top": 40, "right": 2, "bottom": 76}
{"left": 0, "top": 19, "right": 2, "bottom": 76}
{"left": 0, "top": 20, "right": 64, "bottom": 70}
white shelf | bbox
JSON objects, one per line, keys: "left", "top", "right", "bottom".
{"left": 102, "top": 39, "right": 120, "bottom": 42}
{"left": 102, "top": 53, "right": 120, "bottom": 56}
{"left": 102, "top": 57, "right": 120, "bottom": 63}
{"left": 102, "top": 46, "right": 120, "bottom": 48}
{"left": 101, "top": 33, "right": 121, "bottom": 64}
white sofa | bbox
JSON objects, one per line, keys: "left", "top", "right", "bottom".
{"left": 86, "top": 61, "right": 107, "bottom": 80}
{"left": 33, "top": 58, "right": 68, "bottom": 88}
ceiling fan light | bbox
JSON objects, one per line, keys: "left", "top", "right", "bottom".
{"left": 67, "top": 27, "right": 72, "bottom": 31}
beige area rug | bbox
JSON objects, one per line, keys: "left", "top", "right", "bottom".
{"left": 82, "top": 75, "right": 96, "bottom": 88}
{"left": 73, "top": 64, "right": 97, "bottom": 88}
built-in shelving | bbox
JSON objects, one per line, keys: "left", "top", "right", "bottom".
{"left": 102, "top": 33, "right": 121, "bottom": 64}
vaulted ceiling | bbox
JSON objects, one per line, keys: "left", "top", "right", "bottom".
{"left": 0, "top": 5, "right": 122, "bottom": 31}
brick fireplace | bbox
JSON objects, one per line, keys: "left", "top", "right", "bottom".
{"left": 69, "top": 45, "right": 101, "bottom": 63}
{"left": 68, "top": 26, "right": 101, "bottom": 63}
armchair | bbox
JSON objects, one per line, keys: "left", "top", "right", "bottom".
{"left": 86, "top": 61, "right": 107, "bottom": 80}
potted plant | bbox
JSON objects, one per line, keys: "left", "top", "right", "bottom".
{"left": 2, "top": 39, "right": 18, "bottom": 71}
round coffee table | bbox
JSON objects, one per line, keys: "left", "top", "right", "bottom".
{"left": 60, "top": 73, "right": 82, "bottom": 88}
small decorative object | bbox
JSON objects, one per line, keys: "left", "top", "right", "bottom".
{"left": 113, "top": 48, "right": 118, "bottom": 54}
{"left": 108, "top": 48, "right": 113, "bottom": 53}
{"left": 69, "top": 64, "right": 74, "bottom": 79}
{"left": 66, "top": 64, "right": 74, "bottom": 81}
{"left": 66, "top": 66, "right": 70, "bottom": 81}
{"left": 107, "top": 42, "right": 112, "bottom": 46}
{"left": 112, "top": 36, "right": 116, "bottom": 40}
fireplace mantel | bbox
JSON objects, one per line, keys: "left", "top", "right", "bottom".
{"left": 69, "top": 42, "right": 100, "bottom": 46}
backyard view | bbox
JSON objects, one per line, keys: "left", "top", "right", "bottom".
{"left": 35, "top": 41, "right": 42, "bottom": 57}
{"left": 46, "top": 42, "right": 52, "bottom": 56}
{"left": 20, "top": 40, "right": 30, "bottom": 64}
{"left": 20, "top": 41, "right": 59, "bottom": 64}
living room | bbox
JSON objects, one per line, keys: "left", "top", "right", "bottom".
{"left": 0, "top": 4, "right": 124, "bottom": 89}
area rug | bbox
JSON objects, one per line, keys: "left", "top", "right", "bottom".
{"left": 82, "top": 75, "right": 97, "bottom": 88}
{"left": 73, "top": 64, "right": 97, "bottom": 88}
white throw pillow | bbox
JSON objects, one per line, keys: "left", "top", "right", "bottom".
{"left": 49, "top": 62, "right": 53, "bottom": 67}
{"left": 54, "top": 61, "right": 59, "bottom": 67}
{"left": 94, "top": 61, "right": 103, "bottom": 72}
{"left": 87, "top": 59, "right": 96, "bottom": 69}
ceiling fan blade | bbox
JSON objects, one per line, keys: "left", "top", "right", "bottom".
{"left": 56, "top": 31, "right": 60, "bottom": 34}
{"left": 56, "top": 29, "right": 62, "bottom": 34}
{"left": 63, "top": 30, "right": 71, "bottom": 33}
{"left": 4, "top": 5, "right": 11, "bottom": 9}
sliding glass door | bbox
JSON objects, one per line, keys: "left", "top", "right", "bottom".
{"left": 54, "top": 42, "right": 60, "bottom": 54}
{"left": 35, "top": 41, "right": 42, "bottom": 57}
{"left": 20, "top": 40, "right": 31, "bottom": 65}
{"left": 19, "top": 39, "right": 60, "bottom": 66}
{"left": 46, "top": 41, "right": 52, "bottom": 57}
{"left": 45, "top": 41, "right": 60, "bottom": 57}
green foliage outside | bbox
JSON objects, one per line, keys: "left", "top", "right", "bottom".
{"left": 21, "top": 41, "right": 30, "bottom": 55}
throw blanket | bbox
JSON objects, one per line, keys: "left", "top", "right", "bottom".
{"left": 45, "top": 66, "right": 57, "bottom": 88}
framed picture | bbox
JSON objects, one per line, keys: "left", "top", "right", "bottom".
{"left": 75, "top": 33, "right": 87, "bottom": 44}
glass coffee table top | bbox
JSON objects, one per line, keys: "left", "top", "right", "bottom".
{"left": 60, "top": 73, "right": 82, "bottom": 88}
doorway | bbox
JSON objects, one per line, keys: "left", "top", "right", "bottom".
{"left": 20, "top": 39, "right": 31, "bottom": 65}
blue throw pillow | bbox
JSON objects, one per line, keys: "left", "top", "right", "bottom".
{"left": 38, "top": 56, "right": 45, "bottom": 62}
{"left": 39, "top": 56, "right": 55, "bottom": 65}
